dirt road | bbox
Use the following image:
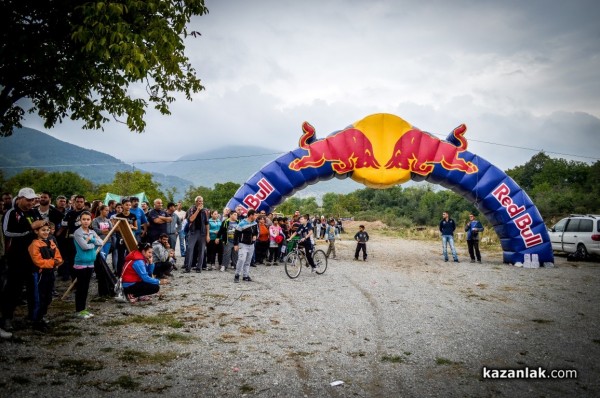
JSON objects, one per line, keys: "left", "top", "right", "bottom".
{"left": 1, "top": 233, "right": 599, "bottom": 397}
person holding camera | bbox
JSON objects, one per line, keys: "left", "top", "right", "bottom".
{"left": 465, "top": 213, "right": 484, "bottom": 263}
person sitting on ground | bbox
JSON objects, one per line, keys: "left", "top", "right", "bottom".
{"left": 151, "top": 233, "right": 175, "bottom": 278}
{"left": 122, "top": 242, "right": 166, "bottom": 303}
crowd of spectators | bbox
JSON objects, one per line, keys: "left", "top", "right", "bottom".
{"left": 0, "top": 188, "right": 343, "bottom": 338}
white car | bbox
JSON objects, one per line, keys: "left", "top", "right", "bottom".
{"left": 548, "top": 214, "right": 600, "bottom": 257}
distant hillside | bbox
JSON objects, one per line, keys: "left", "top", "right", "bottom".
{"left": 0, "top": 127, "right": 194, "bottom": 197}
{"left": 139, "top": 145, "right": 367, "bottom": 199}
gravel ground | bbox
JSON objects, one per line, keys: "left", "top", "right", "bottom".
{"left": 1, "top": 225, "right": 599, "bottom": 397}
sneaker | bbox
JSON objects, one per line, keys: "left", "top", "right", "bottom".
{"left": 184, "top": 268, "right": 191, "bottom": 273}
{"left": 220, "top": 266, "right": 225, "bottom": 272}
{"left": 127, "top": 294, "right": 138, "bottom": 303}
{"left": 243, "top": 276, "right": 253, "bottom": 282}
{"left": 234, "top": 274, "right": 240, "bottom": 283}
{"left": 195, "top": 268, "right": 202, "bottom": 273}
{"left": 477, "top": 260, "right": 482, "bottom": 264}
{"left": 470, "top": 259, "right": 476, "bottom": 263}
{"left": 454, "top": 259, "right": 460, "bottom": 263}
{"left": 76, "top": 310, "right": 92, "bottom": 319}
{"left": 0, "top": 327, "right": 12, "bottom": 339}
{"left": 311, "top": 267, "right": 316, "bottom": 273}
{"left": 444, "top": 258, "right": 449, "bottom": 262}
{"left": 266, "top": 262, "right": 272, "bottom": 266}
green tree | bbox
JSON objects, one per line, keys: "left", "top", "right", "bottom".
{"left": 38, "top": 171, "right": 95, "bottom": 199}
{"left": 212, "top": 182, "right": 241, "bottom": 210}
{"left": 0, "top": 0, "right": 208, "bottom": 136}
{"left": 104, "top": 170, "right": 165, "bottom": 201}
{"left": 2, "top": 169, "right": 95, "bottom": 199}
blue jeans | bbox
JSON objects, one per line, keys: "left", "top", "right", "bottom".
{"left": 178, "top": 230, "right": 187, "bottom": 257}
{"left": 442, "top": 235, "right": 458, "bottom": 261}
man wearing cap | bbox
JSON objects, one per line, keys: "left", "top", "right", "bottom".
{"left": 130, "top": 197, "right": 148, "bottom": 243}
{"left": 1, "top": 187, "right": 43, "bottom": 332}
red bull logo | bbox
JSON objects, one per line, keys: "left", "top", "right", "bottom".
{"left": 287, "top": 114, "right": 478, "bottom": 188}
{"left": 289, "top": 122, "right": 381, "bottom": 173}
{"left": 384, "top": 124, "right": 478, "bottom": 176}
{"left": 492, "top": 183, "right": 543, "bottom": 248}
{"left": 243, "top": 178, "right": 274, "bottom": 209}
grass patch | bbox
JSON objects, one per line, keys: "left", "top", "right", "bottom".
{"left": 239, "top": 326, "right": 257, "bottom": 335}
{"left": 16, "top": 356, "right": 36, "bottom": 363}
{"left": 117, "top": 349, "right": 180, "bottom": 365}
{"left": 240, "top": 384, "right": 255, "bottom": 393}
{"left": 101, "top": 314, "right": 183, "bottom": 328}
{"left": 58, "top": 358, "right": 104, "bottom": 375}
{"left": 48, "top": 323, "right": 82, "bottom": 337}
{"left": 531, "top": 319, "right": 553, "bottom": 324}
{"left": 349, "top": 350, "right": 367, "bottom": 358}
{"left": 218, "top": 333, "right": 241, "bottom": 343}
{"left": 165, "top": 333, "right": 194, "bottom": 343}
{"left": 435, "top": 357, "right": 460, "bottom": 366}
{"left": 593, "top": 339, "right": 600, "bottom": 345}
{"left": 381, "top": 355, "right": 404, "bottom": 363}
{"left": 288, "top": 351, "right": 312, "bottom": 358}
{"left": 203, "top": 293, "right": 227, "bottom": 299}
{"left": 110, "top": 375, "right": 141, "bottom": 391}
{"left": 100, "top": 347, "right": 114, "bottom": 352}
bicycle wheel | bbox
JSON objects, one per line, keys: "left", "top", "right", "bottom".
{"left": 285, "top": 251, "right": 302, "bottom": 279}
{"left": 313, "top": 250, "right": 328, "bottom": 274}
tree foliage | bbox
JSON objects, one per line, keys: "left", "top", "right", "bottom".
{"left": 183, "top": 182, "right": 241, "bottom": 211}
{"left": 1, "top": 169, "right": 95, "bottom": 199}
{"left": 506, "top": 152, "right": 600, "bottom": 219}
{"left": 99, "top": 170, "right": 166, "bottom": 201}
{"left": 0, "top": 0, "right": 208, "bottom": 136}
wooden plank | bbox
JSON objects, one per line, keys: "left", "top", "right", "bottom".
{"left": 112, "top": 217, "right": 137, "bottom": 252}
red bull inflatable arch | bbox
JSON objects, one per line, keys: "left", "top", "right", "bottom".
{"left": 226, "top": 113, "right": 554, "bottom": 265}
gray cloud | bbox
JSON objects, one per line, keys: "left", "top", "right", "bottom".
{"left": 19, "top": 0, "right": 600, "bottom": 179}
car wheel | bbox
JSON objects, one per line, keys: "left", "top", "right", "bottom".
{"left": 577, "top": 244, "right": 589, "bottom": 259}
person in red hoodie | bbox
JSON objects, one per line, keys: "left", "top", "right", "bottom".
{"left": 121, "top": 242, "right": 166, "bottom": 303}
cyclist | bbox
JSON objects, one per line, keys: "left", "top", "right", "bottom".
{"left": 287, "top": 215, "right": 317, "bottom": 271}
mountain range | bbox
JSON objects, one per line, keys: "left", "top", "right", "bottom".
{"left": 0, "top": 128, "right": 365, "bottom": 200}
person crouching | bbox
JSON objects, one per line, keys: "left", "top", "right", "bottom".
{"left": 122, "top": 242, "right": 167, "bottom": 303}
{"left": 151, "top": 233, "right": 174, "bottom": 278}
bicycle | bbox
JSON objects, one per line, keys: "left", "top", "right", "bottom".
{"left": 284, "top": 239, "right": 327, "bottom": 279}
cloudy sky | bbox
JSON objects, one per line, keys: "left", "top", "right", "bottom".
{"left": 23, "top": 0, "right": 600, "bottom": 173}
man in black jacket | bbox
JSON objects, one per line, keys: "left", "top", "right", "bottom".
{"left": 439, "top": 211, "right": 459, "bottom": 263}
{"left": 1, "top": 187, "right": 43, "bottom": 332}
